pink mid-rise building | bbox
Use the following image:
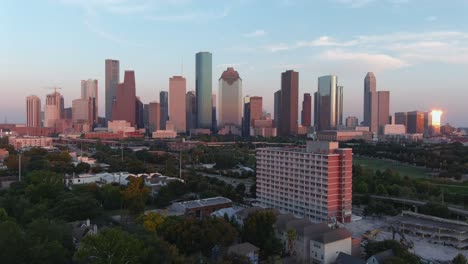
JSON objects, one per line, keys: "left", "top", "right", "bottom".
{"left": 169, "top": 76, "right": 186, "bottom": 133}
{"left": 112, "top": 71, "right": 136, "bottom": 126}
{"left": 256, "top": 141, "right": 352, "bottom": 223}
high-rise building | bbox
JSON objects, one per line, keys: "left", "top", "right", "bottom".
{"left": 148, "top": 102, "right": 160, "bottom": 133}
{"left": 301, "top": 93, "right": 312, "bottom": 127}
{"left": 256, "top": 141, "right": 353, "bottom": 223}
{"left": 169, "top": 76, "right": 187, "bottom": 133}
{"left": 314, "top": 75, "right": 343, "bottom": 131}
{"left": 135, "top": 97, "right": 144, "bottom": 129}
{"left": 212, "top": 94, "right": 217, "bottom": 133}
{"left": 274, "top": 90, "right": 282, "bottom": 128}
{"left": 44, "top": 92, "right": 63, "bottom": 128}
{"left": 250, "top": 96, "right": 262, "bottom": 126}
{"left": 280, "top": 70, "right": 299, "bottom": 136}
{"left": 195, "top": 52, "right": 213, "bottom": 129}
{"left": 72, "top": 98, "right": 92, "bottom": 123}
{"left": 218, "top": 67, "right": 242, "bottom": 127}
{"left": 105, "top": 59, "right": 119, "bottom": 121}
{"left": 81, "top": 79, "right": 98, "bottom": 124}
{"left": 407, "top": 111, "right": 425, "bottom": 134}
{"left": 377, "top": 91, "right": 390, "bottom": 132}
{"left": 242, "top": 96, "right": 251, "bottom": 137}
{"left": 26, "top": 95, "right": 41, "bottom": 127}
{"left": 363, "top": 72, "right": 377, "bottom": 132}
{"left": 159, "top": 91, "right": 169, "bottom": 130}
{"left": 395, "top": 112, "right": 408, "bottom": 129}
{"left": 186, "top": 91, "right": 197, "bottom": 132}
{"left": 112, "top": 71, "right": 136, "bottom": 126}
{"left": 345, "top": 116, "right": 359, "bottom": 128}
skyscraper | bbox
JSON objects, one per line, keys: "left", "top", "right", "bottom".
{"left": 44, "top": 92, "right": 63, "bottom": 128}
{"left": 407, "top": 111, "right": 425, "bottom": 134}
{"left": 301, "top": 93, "right": 312, "bottom": 127}
{"left": 159, "top": 91, "right": 169, "bottom": 130}
{"left": 105, "top": 59, "right": 119, "bottom": 121}
{"left": 169, "top": 76, "right": 187, "bottom": 133}
{"left": 81, "top": 79, "right": 98, "bottom": 124}
{"left": 242, "top": 96, "right": 251, "bottom": 137}
{"left": 112, "top": 71, "right": 136, "bottom": 126}
{"left": 195, "top": 52, "right": 212, "bottom": 129}
{"left": 250, "top": 96, "right": 263, "bottom": 126}
{"left": 274, "top": 90, "right": 282, "bottom": 128}
{"left": 377, "top": 91, "right": 390, "bottom": 132}
{"left": 363, "top": 72, "right": 377, "bottom": 132}
{"left": 148, "top": 102, "right": 160, "bottom": 133}
{"left": 26, "top": 95, "right": 41, "bottom": 127}
{"left": 212, "top": 94, "right": 217, "bottom": 133}
{"left": 135, "top": 97, "right": 144, "bottom": 129}
{"left": 279, "top": 70, "right": 299, "bottom": 136}
{"left": 186, "top": 91, "right": 197, "bottom": 132}
{"left": 72, "top": 98, "right": 92, "bottom": 123}
{"left": 218, "top": 67, "right": 242, "bottom": 127}
{"left": 314, "top": 75, "right": 343, "bottom": 131}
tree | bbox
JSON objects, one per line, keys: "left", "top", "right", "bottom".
{"left": 286, "top": 228, "right": 298, "bottom": 255}
{"left": 376, "top": 184, "right": 388, "bottom": 196}
{"left": 0, "top": 220, "right": 27, "bottom": 264}
{"left": 452, "top": 254, "right": 468, "bottom": 264}
{"left": 235, "top": 183, "right": 246, "bottom": 195}
{"left": 74, "top": 228, "right": 145, "bottom": 264}
{"left": 420, "top": 202, "right": 450, "bottom": 218}
{"left": 242, "top": 211, "right": 282, "bottom": 259}
{"left": 142, "top": 212, "right": 165, "bottom": 232}
{"left": 121, "top": 176, "right": 150, "bottom": 216}
{"left": 250, "top": 183, "right": 256, "bottom": 197}
{"left": 51, "top": 193, "right": 102, "bottom": 221}
{"left": 75, "top": 162, "right": 91, "bottom": 174}
{"left": 101, "top": 184, "right": 122, "bottom": 210}
{"left": 25, "top": 171, "right": 64, "bottom": 203}
{"left": 356, "top": 182, "right": 369, "bottom": 193}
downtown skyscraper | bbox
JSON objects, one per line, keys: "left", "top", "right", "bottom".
{"left": 112, "top": 71, "right": 136, "bottom": 126}
{"left": 26, "top": 95, "right": 41, "bottom": 127}
{"left": 186, "top": 91, "right": 197, "bottom": 132}
{"left": 218, "top": 67, "right": 242, "bottom": 127}
{"left": 105, "top": 59, "right": 119, "bottom": 121}
{"left": 363, "top": 72, "right": 390, "bottom": 134}
{"left": 279, "top": 70, "right": 299, "bottom": 136}
{"left": 44, "top": 91, "right": 63, "bottom": 128}
{"left": 314, "top": 75, "right": 343, "bottom": 131}
{"left": 159, "top": 91, "right": 168, "bottom": 130}
{"left": 301, "top": 93, "right": 312, "bottom": 127}
{"left": 81, "top": 79, "right": 98, "bottom": 124}
{"left": 169, "top": 76, "right": 186, "bottom": 133}
{"left": 195, "top": 52, "right": 213, "bottom": 129}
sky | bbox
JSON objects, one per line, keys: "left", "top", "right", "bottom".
{"left": 2, "top": 0, "right": 468, "bottom": 126}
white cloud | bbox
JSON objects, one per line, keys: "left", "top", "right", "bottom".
{"left": 320, "top": 49, "right": 409, "bottom": 71}
{"left": 266, "top": 43, "right": 290, "bottom": 52}
{"left": 296, "top": 36, "right": 357, "bottom": 47}
{"left": 244, "top": 30, "right": 267, "bottom": 38}
{"left": 335, "top": 0, "right": 375, "bottom": 8}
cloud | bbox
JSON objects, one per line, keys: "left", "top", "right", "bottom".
{"left": 266, "top": 43, "right": 290, "bottom": 52}
{"left": 335, "top": 0, "right": 375, "bottom": 8}
{"left": 244, "top": 30, "right": 267, "bottom": 38}
{"left": 320, "top": 49, "right": 409, "bottom": 71}
{"left": 217, "top": 63, "right": 245, "bottom": 69}
{"left": 296, "top": 36, "right": 357, "bottom": 47}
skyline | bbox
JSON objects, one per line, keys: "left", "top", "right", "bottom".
{"left": 3, "top": 0, "right": 468, "bottom": 126}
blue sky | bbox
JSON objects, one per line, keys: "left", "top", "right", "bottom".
{"left": 2, "top": 0, "right": 468, "bottom": 126}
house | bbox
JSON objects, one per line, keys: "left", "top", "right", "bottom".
{"left": 367, "top": 249, "right": 395, "bottom": 264}
{"left": 309, "top": 228, "right": 352, "bottom": 264}
{"left": 228, "top": 242, "right": 259, "bottom": 264}
{"left": 70, "top": 219, "right": 98, "bottom": 248}
{"left": 335, "top": 252, "right": 365, "bottom": 264}
{"left": 168, "top": 196, "right": 233, "bottom": 219}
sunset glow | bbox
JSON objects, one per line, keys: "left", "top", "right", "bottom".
{"left": 431, "top": 110, "right": 443, "bottom": 127}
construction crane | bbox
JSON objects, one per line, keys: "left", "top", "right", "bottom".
{"left": 44, "top": 86, "right": 62, "bottom": 93}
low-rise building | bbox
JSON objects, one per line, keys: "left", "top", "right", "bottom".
{"left": 8, "top": 136, "right": 53, "bottom": 150}
{"left": 152, "top": 130, "right": 177, "bottom": 139}
{"left": 168, "top": 196, "right": 232, "bottom": 219}
{"left": 316, "top": 130, "right": 370, "bottom": 142}
{"left": 227, "top": 242, "right": 259, "bottom": 264}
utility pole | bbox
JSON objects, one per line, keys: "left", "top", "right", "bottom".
{"left": 121, "top": 143, "right": 124, "bottom": 161}
{"left": 179, "top": 151, "right": 182, "bottom": 178}
{"left": 18, "top": 152, "right": 21, "bottom": 182}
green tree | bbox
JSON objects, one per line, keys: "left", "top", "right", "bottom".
{"left": 75, "top": 162, "right": 91, "bottom": 174}
{"left": 0, "top": 220, "right": 27, "bottom": 264}
{"left": 101, "top": 184, "right": 122, "bottom": 210}
{"left": 74, "top": 228, "right": 145, "bottom": 264}
{"left": 376, "top": 184, "right": 388, "bottom": 196}
{"left": 356, "top": 182, "right": 369, "bottom": 193}
{"left": 452, "top": 254, "right": 468, "bottom": 264}
{"left": 242, "top": 211, "right": 282, "bottom": 259}
{"left": 142, "top": 212, "right": 165, "bottom": 232}
{"left": 235, "top": 183, "right": 246, "bottom": 195}
{"left": 25, "top": 171, "right": 64, "bottom": 203}
{"left": 286, "top": 228, "right": 298, "bottom": 255}
{"left": 51, "top": 193, "right": 102, "bottom": 221}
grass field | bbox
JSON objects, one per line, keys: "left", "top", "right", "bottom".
{"left": 353, "top": 156, "right": 432, "bottom": 179}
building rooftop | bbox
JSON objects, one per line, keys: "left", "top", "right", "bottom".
{"left": 314, "top": 228, "right": 352, "bottom": 244}
{"left": 173, "top": 196, "right": 232, "bottom": 210}
{"left": 228, "top": 242, "right": 259, "bottom": 256}
{"left": 335, "top": 252, "right": 365, "bottom": 264}
{"left": 391, "top": 211, "right": 468, "bottom": 233}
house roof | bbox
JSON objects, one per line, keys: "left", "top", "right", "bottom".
{"left": 228, "top": 242, "right": 259, "bottom": 256}
{"left": 335, "top": 252, "right": 365, "bottom": 264}
{"left": 314, "top": 228, "right": 352, "bottom": 244}
{"left": 370, "top": 249, "right": 395, "bottom": 262}
{"left": 286, "top": 218, "right": 313, "bottom": 236}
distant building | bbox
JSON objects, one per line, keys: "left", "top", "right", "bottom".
{"left": 135, "top": 97, "right": 144, "bottom": 129}
{"left": 212, "top": 94, "right": 217, "bottom": 133}
{"left": 346, "top": 116, "right": 359, "bottom": 128}
{"left": 394, "top": 112, "right": 408, "bottom": 128}
{"left": 280, "top": 70, "right": 299, "bottom": 136}
{"left": 107, "top": 120, "right": 135, "bottom": 133}
{"left": 44, "top": 91, "right": 63, "bottom": 128}
{"left": 317, "top": 130, "right": 369, "bottom": 142}
{"left": 148, "top": 102, "right": 160, "bottom": 133}
{"left": 26, "top": 95, "right": 41, "bottom": 127}
{"left": 112, "top": 71, "right": 136, "bottom": 126}
{"left": 196, "top": 52, "right": 213, "bottom": 129}
{"left": 301, "top": 93, "right": 312, "bottom": 127}
{"left": 381, "top": 124, "right": 405, "bottom": 135}
{"left": 159, "top": 91, "right": 169, "bottom": 130}
{"left": 72, "top": 98, "right": 92, "bottom": 124}
{"left": 407, "top": 111, "right": 425, "bottom": 134}
{"left": 9, "top": 136, "right": 53, "bottom": 150}
{"left": 169, "top": 76, "right": 187, "bottom": 133}
{"left": 363, "top": 73, "right": 390, "bottom": 134}
{"left": 81, "top": 79, "right": 98, "bottom": 124}
{"left": 227, "top": 243, "right": 259, "bottom": 264}
{"left": 315, "top": 75, "right": 343, "bottom": 131}
{"left": 168, "top": 196, "right": 232, "bottom": 219}
{"left": 105, "top": 59, "right": 119, "bottom": 121}
{"left": 274, "top": 90, "right": 282, "bottom": 128}
{"left": 377, "top": 91, "right": 390, "bottom": 131}
{"left": 186, "top": 91, "right": 197, "bottom": 132}
{"left": 218, "top": 67, "right": 242, "bottom": 127}
{"left": 152, "top": 130, "right": 177, "bottom": 139}
{"left": 256, "top": 141, "right": 352, "bottom": 223}
{"left": 242, "top": 96, "right": 251, "bottom": 137}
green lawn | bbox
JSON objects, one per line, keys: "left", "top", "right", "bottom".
{"left": 353, "top": 156, "right": 432, "bottom": 179}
